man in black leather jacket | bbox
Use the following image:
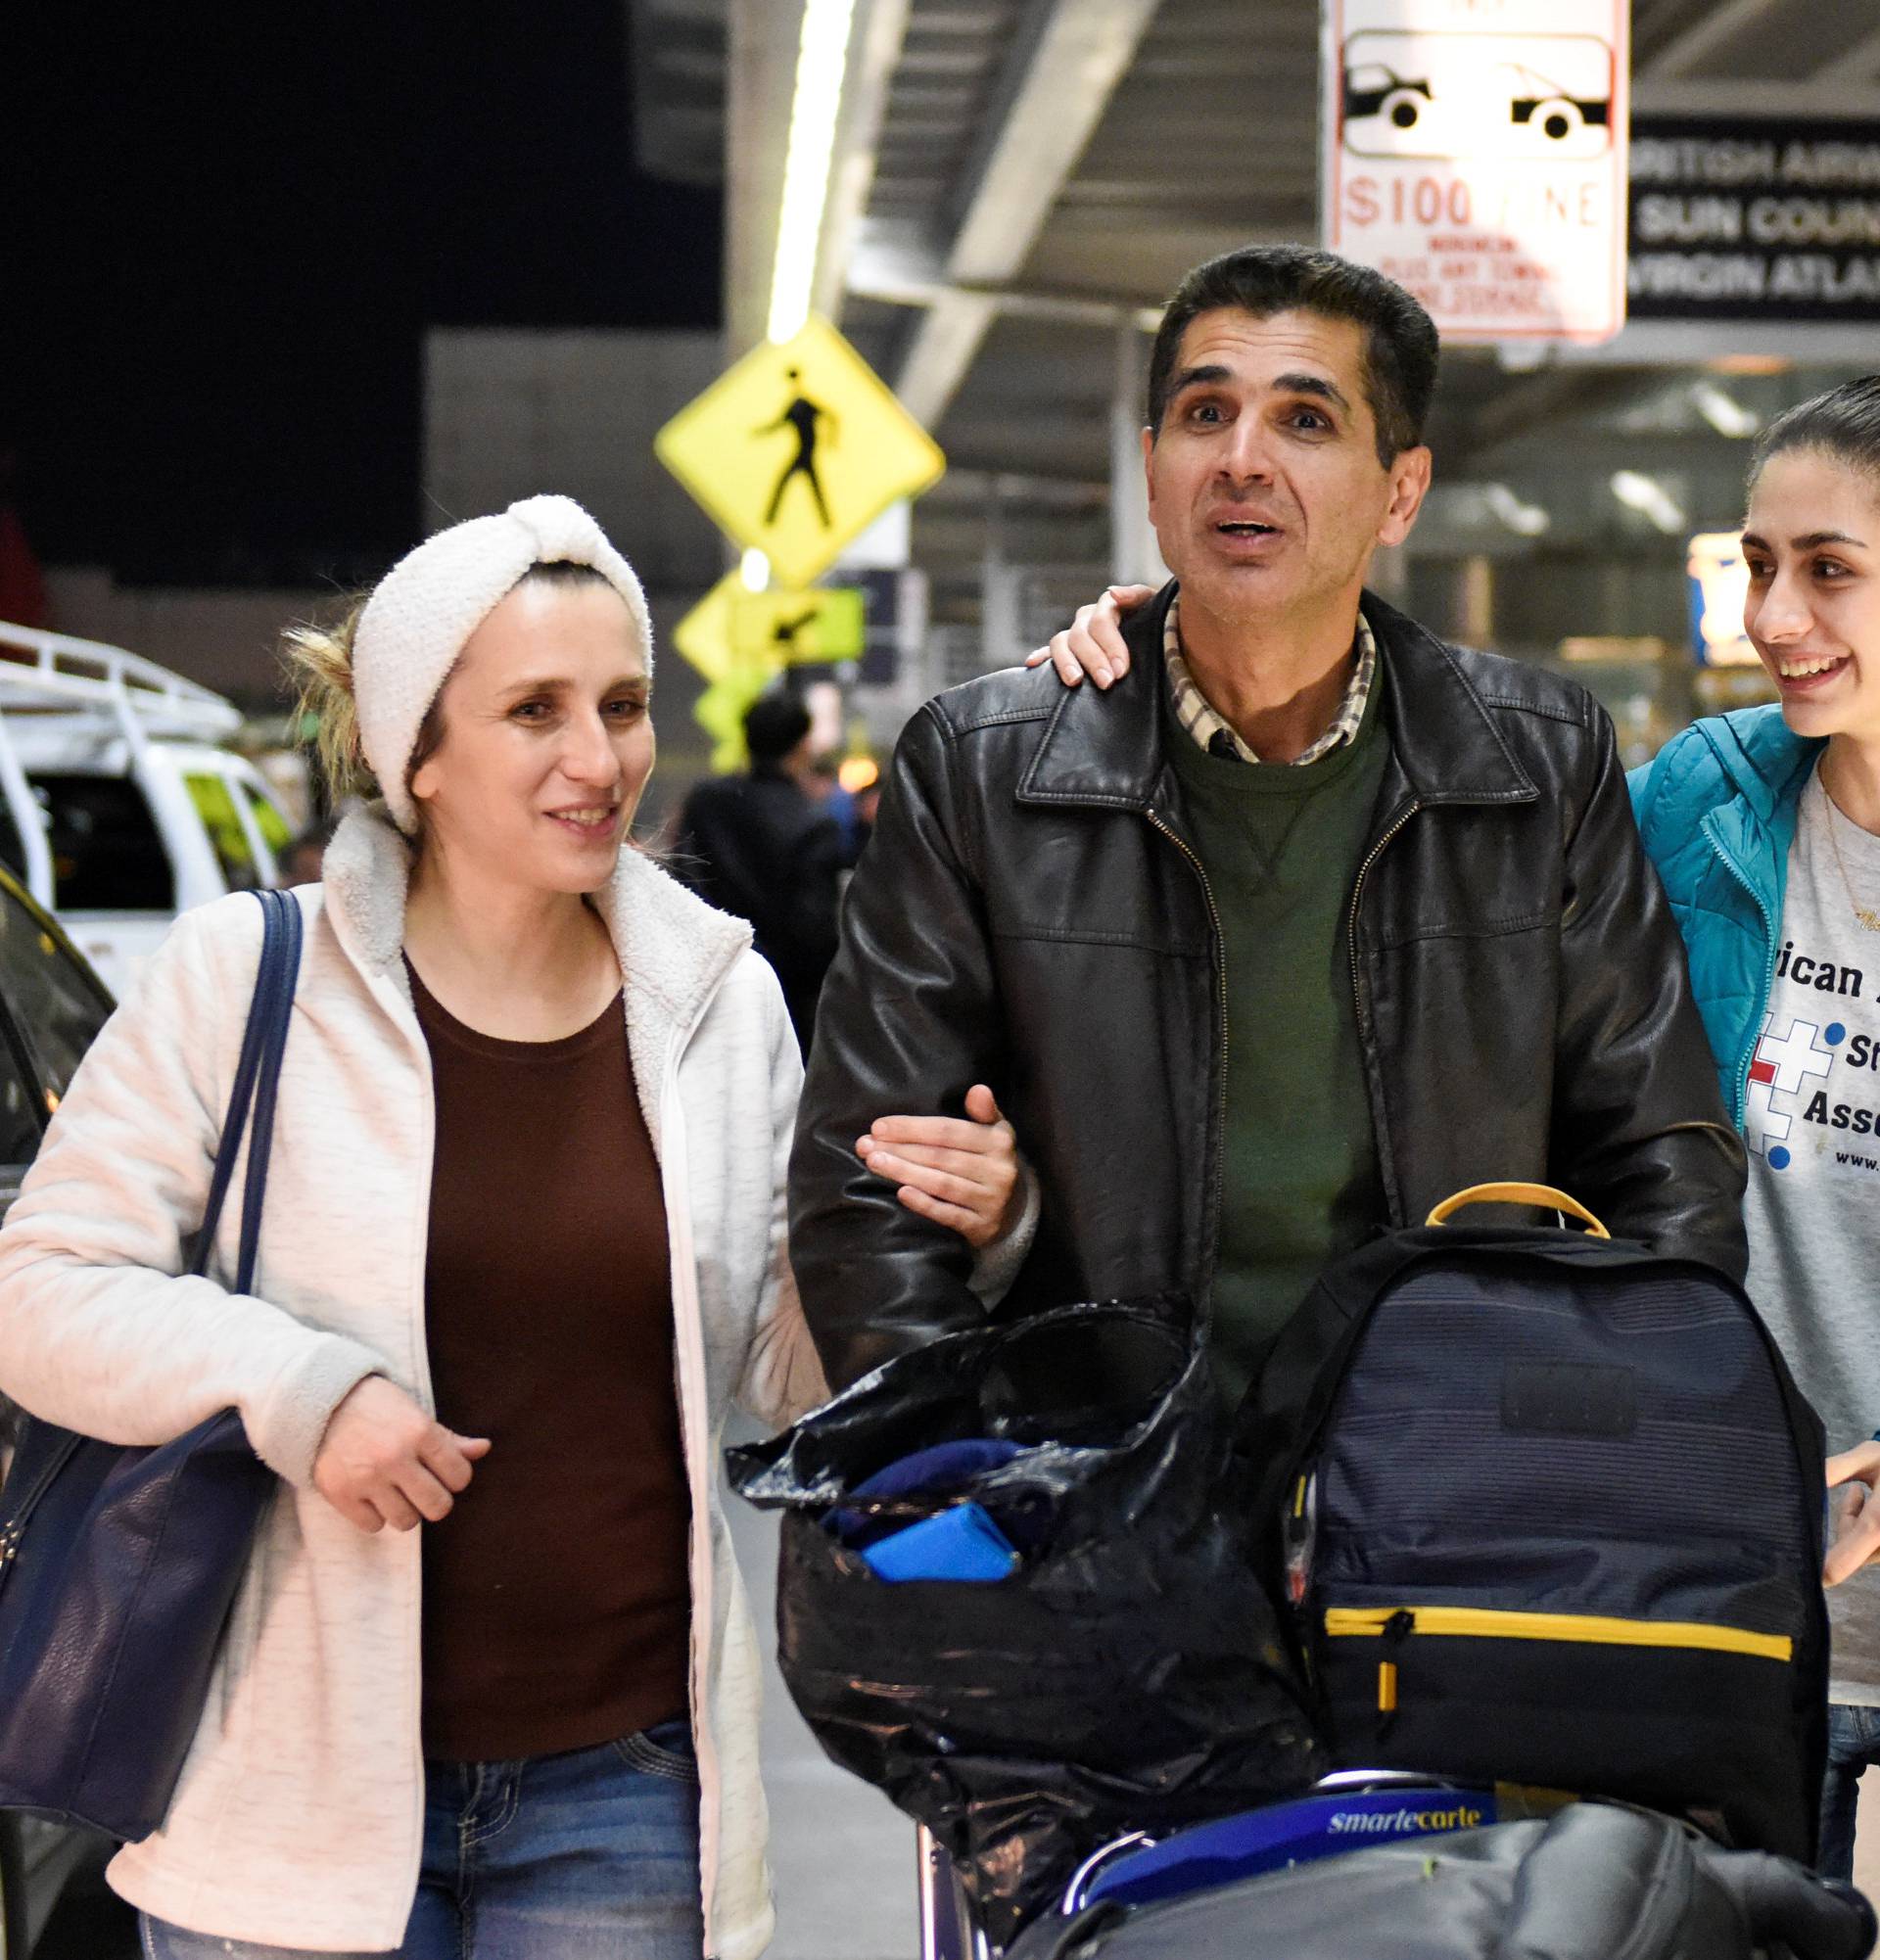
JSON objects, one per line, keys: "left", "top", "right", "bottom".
{"left": 789, "top": 244, "right": 1747, "bottom": 1395}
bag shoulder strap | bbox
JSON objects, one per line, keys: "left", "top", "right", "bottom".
{"left": 189, "top": 889, "right": 303, "bottom": 1293}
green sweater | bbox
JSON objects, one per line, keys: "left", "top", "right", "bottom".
{"left": 1165, "top": 682, "right": 1389, "bottom": 1404}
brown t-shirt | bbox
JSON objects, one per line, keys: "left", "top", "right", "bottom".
{"left": 408, "top": 960, "right": 691, "bottom": 1761}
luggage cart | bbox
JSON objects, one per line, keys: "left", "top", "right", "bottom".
{"left": 916, "top": 1827, "right": 988, "bottom": 1960}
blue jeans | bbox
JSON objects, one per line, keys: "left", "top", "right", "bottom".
{"left": 140, "top": 1719, "right": 704, "bottom": 1958}
{"left": 1819, "top": 1702, "right": 1880, "bottom": 1881}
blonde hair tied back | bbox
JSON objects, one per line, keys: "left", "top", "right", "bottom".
{"left": 283, "top": 598, "right": 373, "bottom": 806}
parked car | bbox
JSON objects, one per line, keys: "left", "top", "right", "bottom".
{"left": 0, "top": 624, "right": 292, "bottom": 1001}
{"left": 0, "top": 863, "right": 136, "bottom": 1955}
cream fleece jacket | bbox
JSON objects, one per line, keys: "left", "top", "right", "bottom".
{"left": 0, "top": 808, "right": 836, "bottom": 1955}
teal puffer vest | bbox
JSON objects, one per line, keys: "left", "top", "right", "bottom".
{"left": 1627, "top": 705, "right": 1822, "bottom": 1128}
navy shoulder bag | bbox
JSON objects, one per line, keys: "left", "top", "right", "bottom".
{"left": 0, "top": 886, "right": 304, "bottom": 1839}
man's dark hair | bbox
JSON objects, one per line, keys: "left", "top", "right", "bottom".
{"left": 1749, "top": 375, "right": 1880, "bottom": 497}
{"left": 1146, "top": 245, "right": 1440, "bottom": 467}
{"left": 744, "top": 689, "right": 813, "bottom": 767}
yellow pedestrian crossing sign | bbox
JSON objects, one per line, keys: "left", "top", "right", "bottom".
{"left": 671, "top": 573, "right": 742, "bottom": 685}
{"left": 693, "top": 666, "right": 775, "bottom": 772}
{"left": 730, "top": 587, "right": 865, "bottom": 663}
{"left": 672, "top": 574, "right": 786, "bottom": 771}
{"left": 672, "top": 578, "right": 868, "bottom": 677}
{"left": 654, "top": 316, "right": 946, "bottom": 588}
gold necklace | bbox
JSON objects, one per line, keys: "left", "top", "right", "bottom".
{"left": 1820, "top": 775, "right": 1880, "bottom": 933}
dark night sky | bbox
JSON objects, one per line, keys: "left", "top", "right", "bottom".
{"left": 0, "top": 2, "right": 722, "bottom": 586}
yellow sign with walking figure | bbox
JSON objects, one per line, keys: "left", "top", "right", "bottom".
{"left": 730, "top": 587, "right": 866, "bottom": 663}
{"left": 654, "top": 316, "right": 946, "bottom": 588}
{"left": 673, "top": 574, "right": 786, "bottom": 771}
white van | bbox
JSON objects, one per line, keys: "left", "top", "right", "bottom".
{"left": 0, "top": 624, "right": 294, "bottom": 1001}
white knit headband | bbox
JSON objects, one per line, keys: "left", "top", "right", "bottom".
{"left": 352, "top": 493, "right": 653, "bottom": 834}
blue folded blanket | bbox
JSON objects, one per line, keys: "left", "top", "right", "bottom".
{"left": 858, "top": 1503, "right": 1019, "bottom": 1583}
{"left": 828, "top": 1437, "right": 1028, "bottom": 1547}
{"left": 828, "top": 1437, "right": 1029, "bottom": 1581}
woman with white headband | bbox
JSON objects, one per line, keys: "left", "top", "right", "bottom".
{"left": 0, "top": 496, "right": 1029, "bottom": 1959}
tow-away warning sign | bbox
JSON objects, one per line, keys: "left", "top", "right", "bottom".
{"left": 1322, "top": 0, "right": 1630, "bottom": 344}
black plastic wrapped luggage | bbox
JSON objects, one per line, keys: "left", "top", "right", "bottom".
{"left": 729, "top": 1299, "right": 1322, "bottom": 1947}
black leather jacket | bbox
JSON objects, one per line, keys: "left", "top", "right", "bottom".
{"left": 791, "top": 585, "right": 1748, "bottom": 1391}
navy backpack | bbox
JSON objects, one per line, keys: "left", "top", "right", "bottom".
{"left": 1239, "top": 1182, "right": 1829, "bottom": 1863}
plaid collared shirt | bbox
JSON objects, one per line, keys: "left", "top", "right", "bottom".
{"left": 1163, "top": 599, "right": 1378, "bottom": 766}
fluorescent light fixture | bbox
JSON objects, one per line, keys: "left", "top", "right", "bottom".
{"left": 740, "top": 548, "right": 772, "bottom": 592}
{"left": 767, "top": 0, "right": 859, "bottom": 345}
{"left": 1690, "top": 381, "right": 1759, "bottom": 439}
{"left": 1483, "top": 484, "right": 1550, "bottom": 537}
{"left": 1496, "top": 341, "right": 1550, "bottom": 375}
{"left": 1610, "top": 470, "right": 1687, "bottom": 536}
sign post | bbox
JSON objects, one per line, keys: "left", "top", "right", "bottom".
{"left": 1322, "top": 0, "right": 1629, "bottom": 344}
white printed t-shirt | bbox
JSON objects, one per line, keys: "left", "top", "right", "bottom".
{"left": 1742, "top": 766, "right": 1880, "bottom": 1703}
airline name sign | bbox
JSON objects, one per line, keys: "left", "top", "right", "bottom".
{"left": 1322, "top": 0, "right": 1631, "bottom": 344}
{"left": 1629, "top": 117, "right": 1880, "bottom": 319}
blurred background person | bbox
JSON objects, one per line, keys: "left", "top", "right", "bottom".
{"left": 675, "top": 687, "right": 844, "bottom": 1052}
{"left": 812, "top": 754, "right": 881, "bottom": 871}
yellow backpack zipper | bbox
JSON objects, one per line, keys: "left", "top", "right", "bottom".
{"left": 1326, "top": 1604, "right": 1791, "bottom": 1662}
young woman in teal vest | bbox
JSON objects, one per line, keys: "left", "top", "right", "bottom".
{"left": 1629, "top": 377, "right": 1880, "bottom": 1879}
